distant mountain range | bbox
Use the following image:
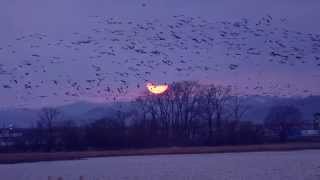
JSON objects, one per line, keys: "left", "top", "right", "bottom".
{"left": 243, "top": 95, "right": 320, "bottom": 123}
{"left": 0, "top": 96, "right": 319, "bottom": 128}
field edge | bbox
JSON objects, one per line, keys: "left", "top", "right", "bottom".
{"left": 1, "top": 142, "right": 320, "bottom": 164}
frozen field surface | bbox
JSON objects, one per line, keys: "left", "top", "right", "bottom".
{"left": 1, "top": 150, "right": 320, "bottom": 180}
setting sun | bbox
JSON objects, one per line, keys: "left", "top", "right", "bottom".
{"left": 146, "top": 83, "right": 169, "bottom": 94}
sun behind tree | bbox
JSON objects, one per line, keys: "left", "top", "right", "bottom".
{"left": 146, "top": 83, "right": 169, "bottom": 95}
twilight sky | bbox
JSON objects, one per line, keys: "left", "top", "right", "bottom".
{"left": 0, "top": 0, "right": 320, "bottom": 108}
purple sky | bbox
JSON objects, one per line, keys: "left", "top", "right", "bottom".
{"left": 0, "top": 0, "right": 320, "bottom": 108}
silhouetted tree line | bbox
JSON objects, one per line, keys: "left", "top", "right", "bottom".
{"left": 1, "top": 81, "right": 309, "bottom": 152}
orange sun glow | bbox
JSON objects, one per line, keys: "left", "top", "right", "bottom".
{"left": 146, "top": 83, "right": 169, "bottom": 94}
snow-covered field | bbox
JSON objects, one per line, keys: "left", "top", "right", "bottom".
{"left": 0, "top": 150, "right": 319, "bottom": 180}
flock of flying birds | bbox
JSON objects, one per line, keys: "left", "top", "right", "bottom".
{"left": 0, "top": 14, "right": 320, "bottom": 106}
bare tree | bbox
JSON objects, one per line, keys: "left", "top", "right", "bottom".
{"left": 227, "top": 96, "right": 250, "bottom": 122}
{"left": 0, "top": 119, "right": 11, "bottom": 152}
{"left": 85, "top": 117, "right": 126, "bottom": 149}
{"left": 225, "top": 95, "right": 250, "bottom": 144}
{"left": 314, "top": 112, "right": 320, "bottom": 130}
{"left": 37, "top": 107, "right": 61, "bottom": 151}
{"left": 264, "top": 105, "right": 302, "bottom": 142}
{"left": 58, "top": 120, "right": 83, "bottom": 151}
{"left": 132, "top": 93, "right": 162, "bottom": 146}
{"left": 198, "top": 84, "right": 231, "bottom": 145}
{"left": 131, "top": 81, "right": 202, "bottom": 146}
{"left": 0, "top": 120, "right": 6, "bottom": 129}
{"left": 168, "top": 81, "right": 201, "bottom": 144}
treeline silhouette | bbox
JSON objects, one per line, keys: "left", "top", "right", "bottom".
{"left": 1, "top": 81, "right": 312, "bottom": 152}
